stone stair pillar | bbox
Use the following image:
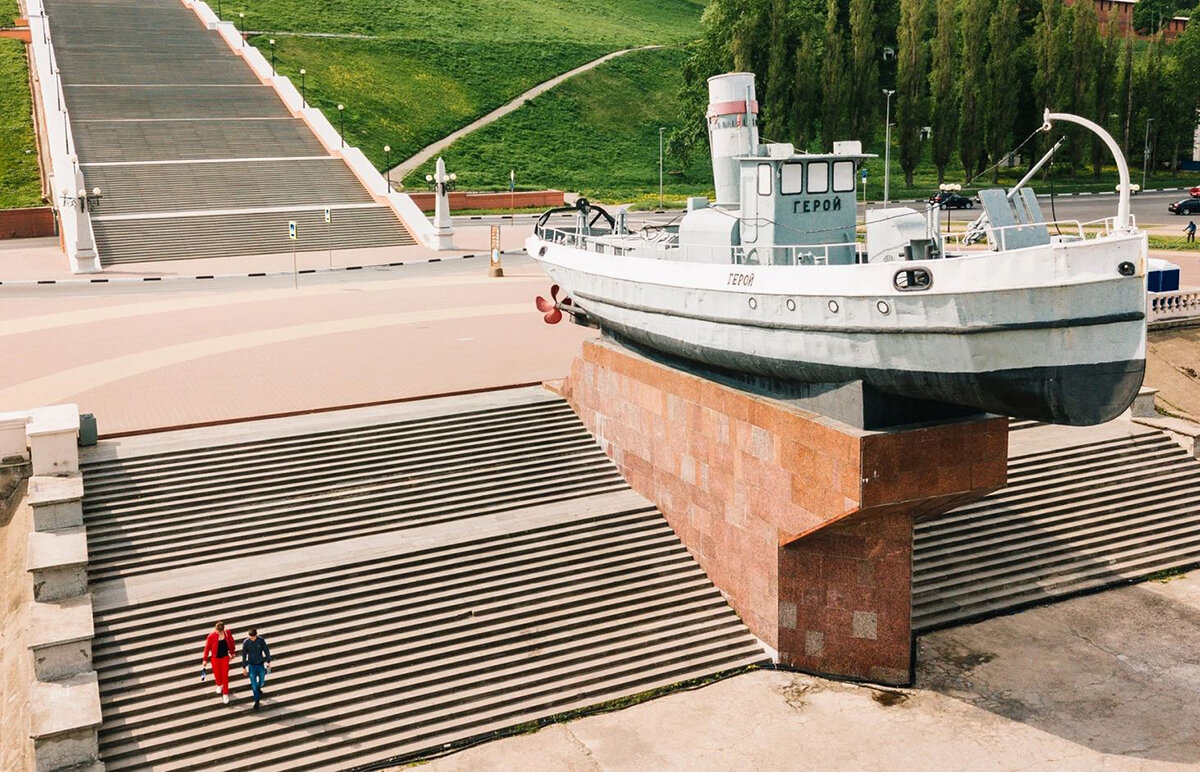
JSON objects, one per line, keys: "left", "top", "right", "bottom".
{"left": 563, "top": 339, "right": 1009, "bottom": 685}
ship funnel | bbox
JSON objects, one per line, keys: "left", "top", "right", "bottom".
{"left": 706, "top": 72, "right": 759, "bottom": 207}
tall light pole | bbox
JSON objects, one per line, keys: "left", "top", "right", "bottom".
{"left": 337, "top": 104, "right": 345, "bottom": 147}
{"left": 658, "top": 126, "right": 665, "bottom": 211}
{"left": 269, "top": 39, "right": 275, "bottom": 76}
{"left": 882, "top": 89, "right": 896, "bottom": 205}
{"left": 1143, "top": 117, "right": 1154, "bottom": 191}
{"left": 299, "top": 69, "right": 306, "bottom": 108}
{"left": 384, "top": 145, "right": 391, "bottom": 192}
{"left": 238, "top": 12, "right": 244, "bottom": 46}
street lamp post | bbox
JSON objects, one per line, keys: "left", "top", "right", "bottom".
{"left": 53, "top": 66, "right": 61, "bottom": 110}
{"left": 1142, "top": 117, "right": 1154, "bottom": 191}
{"left": 882, "top": 89, "right": 896, "bottom": 205}
{"left": 299, "top": 69, "right": 306, "bottom": 108}
{"left": 337, "top": 104, "right": 345, "bottom": 147}
{"left": 269, "top": 39, "right": 275, "bottom": 76}
{"left": 238, "top": 13, "right": 244, "bottom": 46}
{"left": 217, "top": 0, "right": 221, "bottom": 19}
{"left": 384, "top": 145, "right": 391, "bottom": 192}
{"left": 658, "top": 126, "right": 665, "bottom": 211}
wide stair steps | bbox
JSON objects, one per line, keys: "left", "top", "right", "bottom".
{"left": 92, "top": 206, "right": 414, "bottom": 264}
{"left": 913, "top": 429, "right": 1200, "bottom": 631}
{"left": 81, "top": 400, "right": 631, "bottom": 582}
{"left": 72, "top": 119, "right": 327, "bottom": 164}
{"left": 88, "top": 159, "right": 377, "bottom": 216}
{"left": 83, "top": 394, "right": 767, "bottom": 769}
{"left": 45, "top": 0, "right": 418, "bottom": 265}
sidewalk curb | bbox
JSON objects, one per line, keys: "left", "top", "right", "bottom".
{"left": 0, "top": 250, "right": 526, "bottom": 288}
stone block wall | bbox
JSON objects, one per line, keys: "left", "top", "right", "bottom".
{"left": 564, "top": 338, "right": 1008, "bottom": 683}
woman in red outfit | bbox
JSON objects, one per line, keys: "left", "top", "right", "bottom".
{"left": 202, "top": 621, "right": 237, "bottom": 704}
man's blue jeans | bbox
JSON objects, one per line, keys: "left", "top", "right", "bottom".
{"left": 246, "top": 664, "right": 267, "bottom": 701}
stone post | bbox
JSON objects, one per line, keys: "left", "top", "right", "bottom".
{"left": 432, "top": 156, "right": 455, "bottom": 250}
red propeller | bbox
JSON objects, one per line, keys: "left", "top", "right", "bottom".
{"left": 535, "top": 284, "right": 573, "bottom": 324}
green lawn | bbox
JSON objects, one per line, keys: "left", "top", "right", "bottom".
{"left": 0, "top": 39, "right": 43, "bottom": 209}
{"left": 256, "top": 36, "right": 613, "bottom": 166}
{"left": 234, "top": 0, "right": 704, "bottom": 176}
{"left": 407, "top": 47, "right": 713, "bottom": 200}
{"left": 224, "top": 0, "right": 703, "bottom": 44}
{"left": 0, "top": 0, "right": 18, "bottom": 25}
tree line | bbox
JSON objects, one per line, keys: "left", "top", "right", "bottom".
{"left": 674, "top": 0, "right": 1200, "bottom": 189}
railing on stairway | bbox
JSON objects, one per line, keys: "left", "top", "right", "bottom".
{"left": 26, "top": 0, "right": 102, "bottom": 273}
{"left": 1149, "top": 289, "right": 1200, "bottom": 323}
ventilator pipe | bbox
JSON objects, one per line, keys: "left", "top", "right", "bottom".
{"left": 1042, "top": 109, "right": 1131, "bottom": 231}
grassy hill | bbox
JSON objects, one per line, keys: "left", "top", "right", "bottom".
{"left": 0, "top": 39, "right": 43, "bottom": 209}
{"left": 407, "top": 47, "right": 712, "bottom": 202}
{"left": 227, "top": 0, "right": 705, "bottom": 171}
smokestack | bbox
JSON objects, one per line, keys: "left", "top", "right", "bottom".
{"left": 706, "top": 73, "right": 759, "bottom": 208}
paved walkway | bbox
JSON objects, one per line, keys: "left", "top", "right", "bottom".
{"left": 392, "top": 46, "right": 662, "bottom": 180}
{"left": 423, "top": 572, "right": 1200, "bottom": 771}
{"left": 0, "top": 255, "right": 592, "bottom": 435}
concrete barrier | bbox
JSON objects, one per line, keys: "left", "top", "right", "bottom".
{"left": 0, "top": 411, "right": 29, "bottom": 461}
{"left": 26, "top": 404, "right": 79, "bottom": 477}
{"left": 29, "top": 672, "right": 103, "bottom": 772}
{"left": 27, "top": 527, "right": 88, "bottom": 602}
{"left": 27, "top": 475, "right": 84, "bottom": 532}
{"left": 28, "top": 596, "right": 94, "bottom": 681}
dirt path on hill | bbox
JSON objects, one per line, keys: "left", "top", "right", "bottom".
{"left": 391, "top": 46, "right": 663, "bottom": 182}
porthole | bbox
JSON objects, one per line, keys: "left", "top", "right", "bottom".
{"left": 1118, "top": 261, "right": 1135, "bottom": 277}
{"left": 876, "top": 300, "right": 891, "bottom": 315}
{"left": 538, "top": 246, "right": 548, "bottom": 257}
{"left": 827, "top": 300, "right": 840, "bottom": 314}
{"left": 786, "top": 298, "right": 796, "bottom": 312}
{"left": 748, "top": 297, "right": 758, "bottom": 310}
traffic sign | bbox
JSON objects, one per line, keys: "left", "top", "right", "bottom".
{"left": 288, "top": 221, "right": 297, "bottom": 240}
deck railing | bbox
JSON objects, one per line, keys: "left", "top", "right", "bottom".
{"left": 537, "top": 226, "right": 859, "bottom": 266}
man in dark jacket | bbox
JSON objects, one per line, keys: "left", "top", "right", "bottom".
{"left": 241, "top": 628, "right": 272, "bottom": 709}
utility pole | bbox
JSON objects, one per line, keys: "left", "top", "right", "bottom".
{"left": 1142, "top": 117, "right": 1153, "bottom": 191}
{"left": 882, "top": 89, "right": 896, "bottom": 205}
{"left": 658, "top": 127, "right": 665, "bottom": 211}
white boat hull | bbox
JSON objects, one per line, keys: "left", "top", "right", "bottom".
{"left": 527, "top": 232, "right": 1148, "bottom": 425}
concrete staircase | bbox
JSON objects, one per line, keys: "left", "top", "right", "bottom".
{"left": 913, "top": 426, "right": 1200, "bottom": 631}
{"left": 91, "top": 508, "right": 764, "bottom": 770}
{"left": 81, "top": 391, "right": 767, "bottom": 769}
{"left": 45, "top": 0, "right": 417, "bottom": 265}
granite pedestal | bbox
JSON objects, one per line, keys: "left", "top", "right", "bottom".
{"left": 563, "top": 338, "right": 1008, "bottom": 684}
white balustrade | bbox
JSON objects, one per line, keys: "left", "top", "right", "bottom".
{"left": 26, "top": 0, "right": 101, "bottom": 273}
{"left": 1149, "top": 289, "right": 1200, "bottom": 323}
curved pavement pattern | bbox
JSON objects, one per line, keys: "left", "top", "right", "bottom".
{"left": 45, "top": 0, "right": 415, "bottom": 265}
{"left": 82, "top": 389, "right": 768, "bottom": 770}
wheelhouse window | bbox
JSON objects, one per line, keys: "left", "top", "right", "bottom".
{"left": 757, "top": 163, "right": 773, "bottom": 196}
{"left": 781, "top": 163, "right": 804, "bottom": 194}
{"left": 807, "top": 161, "right": 829, "bottom": 194}
{"left": 832, "top": 160, "right": 855, "bottom": 192}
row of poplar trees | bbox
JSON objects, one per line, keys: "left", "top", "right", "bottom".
{"left": 676, "top": 0, "right": 1200, "bottom": 188}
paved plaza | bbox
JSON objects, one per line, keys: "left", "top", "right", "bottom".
{"left": 424, "top": 572, "right": 1200, "bottom": 772}
{"left": 0, "top": 252, "right": 593, "bottom": 435}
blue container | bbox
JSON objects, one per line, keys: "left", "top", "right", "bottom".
{"left": 1148, "top": 267, "right": 1180, "bottom": 293}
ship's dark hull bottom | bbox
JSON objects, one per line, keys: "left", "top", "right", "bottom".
{"left": 604, "top": 324, "right": 1146, "bottom": 427}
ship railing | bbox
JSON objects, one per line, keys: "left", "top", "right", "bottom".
{"left": 538, "top": 226, "right": 857, "bottom": 265}
{"left": 1149, "top": 289, "right": 1200, "bottom": 323}
{"left": 946, "top": 216, "right": 1138, "bottom": 251}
